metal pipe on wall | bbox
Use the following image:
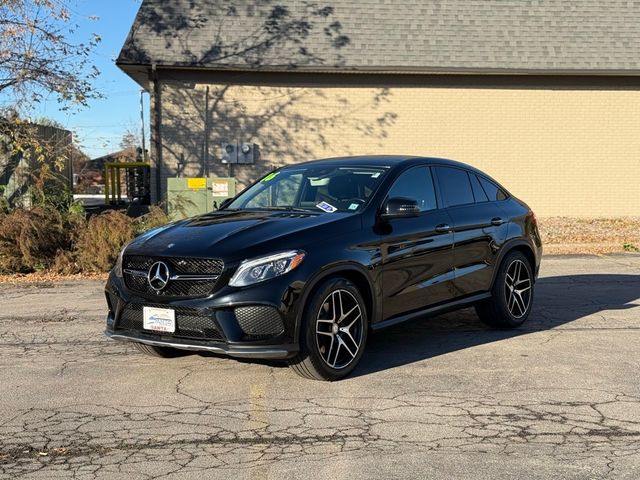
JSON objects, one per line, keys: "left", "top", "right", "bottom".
{"left": 204, "top": 85, "right": 210, "bottom": 177}
{"left": 151, "top": 64, "right": 162, "bottom": 204}
{"left": 139, "top": 90, "right": 147, "bottom": 162}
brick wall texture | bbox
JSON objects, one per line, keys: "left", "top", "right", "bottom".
{"left": 153, "top": 78, "right": 640, "bottom": 217}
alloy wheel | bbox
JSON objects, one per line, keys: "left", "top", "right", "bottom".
{"left": 315, "top": 289, "right": 364, "bottom": 369}
{"left": 504, "top": 259, "right": 532, "bottom": 319}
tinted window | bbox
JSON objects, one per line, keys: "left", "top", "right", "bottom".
{"left": 387, "top": 166, "right": 437, "bottom": 212}
{"left": 469, "top": 174, "right": 489, "bottom": 203}
{"left": 478, "top": 176, "right": 508, "bottom": 201}
{"left": 275, "top": 174, "right": 302, "bottom": 205}
{"left": 229, "top": 167, "right": 386, "bottom": 212}
{"left": 435, "top": 167, "right": 475, "bottom": 207}
{"left": 245, "top": 173, "right": 303, "bottom": 208}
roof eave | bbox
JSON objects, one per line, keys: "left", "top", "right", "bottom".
{"left": 116, "top": 61, "right": 640, "bottom": 77}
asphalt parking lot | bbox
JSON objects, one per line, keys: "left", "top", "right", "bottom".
{"left": 0, "top": 254, "right": 639, "bottom": 479}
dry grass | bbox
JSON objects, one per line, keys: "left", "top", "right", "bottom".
{"left": 0, "top": 206, "right": 169, "bottom": 276}
{"left": 0, "top": 271, "right": 107, "bottom": 285}
{"left": 74, "top": 210, "right": 136, "bottom": 273}
{"left": 0, "top": 206, "right": 72, "bottom": 273}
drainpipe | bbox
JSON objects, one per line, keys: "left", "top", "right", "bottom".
{"left": 151, "top": 63, "right": 162, "bottom": 205}
{"left": 204, "top": 85, "right": 210, "bottom": 177}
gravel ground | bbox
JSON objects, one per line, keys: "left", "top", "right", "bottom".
{"left": 539, "top": 217, "right": 640, "bottom": 254}
{"left": 0, "top": 254, "right": 639, "bottom": 479}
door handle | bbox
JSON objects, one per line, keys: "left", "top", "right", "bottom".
{"left": 491, "top": 217, "right": 505, "bottom": 226}
{"left": 435, "top": 224, "right": 451, "bottom": 233}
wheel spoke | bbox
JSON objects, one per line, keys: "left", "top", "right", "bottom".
{"left": 324, "top": 334, "right": 335, "bottom": 364}
{"left": 338, "top": 336, "right": 356, "bottom": 359}
{"left": 341, "top": 329, "right": 359, "bottom": 354}
{"left": 508, "top": 290, "right": 517, "bottom": 313}
{"left": 342, "top": 313, "right": 361, "bottom": 331}
{"left": 515, "top": 291, "right": 527, "bottom": 312}
{"left": 513, "top": 293, "right": 524, "bottom": 316}
{"left": 339, "top": 304, "right": 359, "bottom": 324}
{"left": 331, "top": 340, "right": 342, "bottom": 367}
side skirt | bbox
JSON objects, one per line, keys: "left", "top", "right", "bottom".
{"left": 371, "top": 292, "right": 491, "bottom": 331}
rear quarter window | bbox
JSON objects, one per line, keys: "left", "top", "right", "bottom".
{"left": 478, "top": 176, "right": 508, "bottom": 201}
{"left": 469, "top": 174, "right": 489, "bottom": 203}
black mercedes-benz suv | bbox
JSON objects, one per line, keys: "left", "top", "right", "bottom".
{"left": 106, "top": 156, "right": 542, "bottom": 380}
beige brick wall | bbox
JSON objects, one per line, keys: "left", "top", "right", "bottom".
{"left": 156, "top": 78, "right": 640, "bottom": 217}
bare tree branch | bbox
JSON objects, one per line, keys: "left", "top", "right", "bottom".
{"left": 0, "top": 0, "right": 101, "bottom": 111}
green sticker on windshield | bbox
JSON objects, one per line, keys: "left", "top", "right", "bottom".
{"left": 261, "top": 172, "right": 279, "bottom": 182}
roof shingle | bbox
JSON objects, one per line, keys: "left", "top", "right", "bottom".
{"left": 117, "top": 0, "right": 640, "bottom": 74}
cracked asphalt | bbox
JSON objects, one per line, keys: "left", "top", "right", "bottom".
{"left": 0, "top": 254, "right": 639, "bottom": 479}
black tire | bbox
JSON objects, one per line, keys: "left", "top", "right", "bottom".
{"left": 476, "top": 251, "right": 534, "bottom": 329}
{"left": 288, "top": 277, "right": 368, "bottom": 381}
{"left": 132, "top": 342, "right": 183, "bottom": 358}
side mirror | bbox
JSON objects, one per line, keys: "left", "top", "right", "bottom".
{"left": 380, "top": 197, "right": 420, "bottom": 220}
{"left": 218, "top": 198, "right": 233, "bottom": 210}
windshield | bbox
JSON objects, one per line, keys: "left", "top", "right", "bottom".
{"left": 226, "top": 166, "right": 387, "bottom": 213}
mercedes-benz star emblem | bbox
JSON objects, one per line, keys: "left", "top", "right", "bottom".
{"left": 148, "top": 261, "right": 170, "bottom": 292}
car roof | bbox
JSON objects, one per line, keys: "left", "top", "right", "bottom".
{"left": 289, "top": 155, "right": 486, "bottom": 174}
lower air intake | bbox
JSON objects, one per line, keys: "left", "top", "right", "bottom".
{"left": 235, "top": 306, "right": 284, "bottom": 338}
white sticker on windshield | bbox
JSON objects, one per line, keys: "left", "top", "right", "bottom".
{"left": 348, "top": 203, "right": 359, "bottom": 210}
{"left": 371, "top": 172, "right": 381, "bottom": 178}
{"left": 316, "top": 201, "right": 337, "bottom": 213}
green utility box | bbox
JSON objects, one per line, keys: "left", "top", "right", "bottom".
{"left": 167, "top": 177, "right": 236, "bottom": 220}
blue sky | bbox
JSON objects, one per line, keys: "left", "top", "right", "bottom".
{"left": 28, "top": 0, "right": 148, "bottom": 159}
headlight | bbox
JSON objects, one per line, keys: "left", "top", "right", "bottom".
{"left": 113, "top": 247, "right": 126, "bottom": 278}
{"left": 229, "top": 250, "right": 306, "bottom": 287}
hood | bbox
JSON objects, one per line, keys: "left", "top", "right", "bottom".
{"left": 126, "top": 210, "right": 358, "bottom": 260}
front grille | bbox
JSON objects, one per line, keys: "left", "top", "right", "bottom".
{"left": 125, "top": 272, "right": 216, "bottom": 297}
{"left": 235, "top": 306, "right": 284, "bottom": 338}
{"left": 123, "top": 255, "right": 224, "bottom": 298}
{"left": 124, "top": 256, "right": 223, "bottom": 275}
{"left": 117, "top": 303, "right": 223, "bottom": 341}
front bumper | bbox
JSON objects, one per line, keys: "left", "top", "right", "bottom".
{"left": 105, "top": 330, "right": 292, "bottom": 359}
{"left": 105, "top": 270, "right": 304, "bottom": 360}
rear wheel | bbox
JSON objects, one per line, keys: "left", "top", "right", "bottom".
{"left": 132, "top": 342, "right": 183, "bottom": 358}
{"left": 476, "top": 251, "right": 534, "bottom": 328}
{"left": 288, "top": 277, "right": 368, "bottom": 381}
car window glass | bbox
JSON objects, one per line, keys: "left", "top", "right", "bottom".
{"left": 478, "top": 176, "right": 508, "bottom": 201}
{"left": 244, "top": 186, "right": 271, "bottom": 208}
{"left": 470, "top": 174, "right": 489, "bottom": 203}
{"left": 230, "top": 167, "right": 386, "bottom": 212}
{"left": 435, "top": 167, "right": 475, "bottom": 207}
{"left": 275, "top": 174, "right": 302, "bottom": 205}
{"left": 387, "top": 166, "right": 437, "bottom": 212}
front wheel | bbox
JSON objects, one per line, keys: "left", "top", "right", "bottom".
{"left": 288, "top": 277, "right": 368, "bottom": 381}
{"left": 476, "top": 251, "right": 534, "bottom": 328}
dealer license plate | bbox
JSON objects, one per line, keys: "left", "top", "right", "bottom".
{"left": 143, "top": 306, "right": 175, "bottom": 333}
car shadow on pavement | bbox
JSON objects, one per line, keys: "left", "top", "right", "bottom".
{"left": 351, "top": 274, "right": 640, "bottom": 378}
